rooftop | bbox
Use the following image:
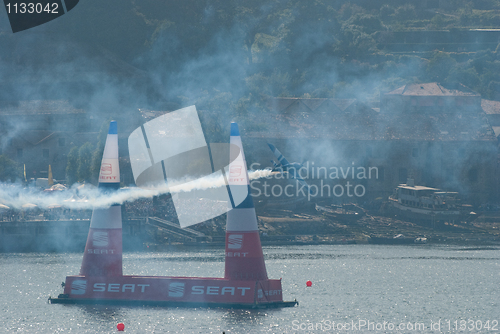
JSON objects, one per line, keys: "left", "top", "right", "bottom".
{"left": 386, "top": 83, "right": 480, "bottom": 97}
{"left": 398, "top": 185, "right": 440, "bottom": 191}
{"left": 0, "top": 100, "right": 85, "bottom": 115}
{"left": 481, "top": 99, "right": 500, "bottom": 115}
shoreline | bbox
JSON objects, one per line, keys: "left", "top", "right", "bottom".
{"left": 1, "top": 211, "right": 499, "bottom": 252}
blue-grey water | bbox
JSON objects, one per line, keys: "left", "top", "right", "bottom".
{"left": 1, "top": 245, "right": 499, "bottom": 333}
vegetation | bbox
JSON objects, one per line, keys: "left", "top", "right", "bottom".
{"left": 2, "top": 1, "right": 500, "bottom": 184}
{"left": 65, "top": 120, "right": 112, "bottom": 185}
{"left": 2, "top": 1, "right": 499, "bottom": 103}
{"left": 0, "top": 155, "right": 22, "bottom": 182}
{"left": 101, "top": 1, "right": 499, "bottom": 101}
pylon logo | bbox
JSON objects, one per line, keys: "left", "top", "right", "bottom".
{"left": 230, "top": 166, "right": 242, "bottom": 177}
{"left": 101, "top": 163, "right": 112, "bottom": 175}
{"left": 92, "top": 231, "right": 109, "bottom": 247}
{"left": 128, "top": 106, "right": 249, "bottom": 228}
{"left": 228, "top": 234, "right": 243, "bottom": 249}
{"left": 71, "top": 280, "right": 87, "bottom": 295}
{"left": 168, "top": 282, "right": 185, "bottom": 297}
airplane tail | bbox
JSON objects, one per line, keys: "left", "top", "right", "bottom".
{"left": 80, "top": 121, "right": 123, "bottom": 277}
{"left": 268, "top": 143, "right": 290, "bottom": 166}
{"left": 268, "top": 143, "right": 313, "bottom": 195}
{"left": 225, "top": 123, "right": 268, "bottom": 280}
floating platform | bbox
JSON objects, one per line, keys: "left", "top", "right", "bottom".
{"left": 49, "top": 276, "right": 297, "bottom": 308}
{"left": 49, "top": 297, "right": 298, "bottom": 309}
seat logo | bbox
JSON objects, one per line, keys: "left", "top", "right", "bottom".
{"left": 230, "top": 166, "right": 242, "bottom": 177}
{"left": 92, "top": 231, "right": 109, "bottom": 247}
{"left": 228, "top": 234, "right": 243, "bottom": 249}
{"left": 168, "top": 282, "right": 185, "bottom": 297}
{"left": 71, "top": 280, "right": 87, "bottom": 295}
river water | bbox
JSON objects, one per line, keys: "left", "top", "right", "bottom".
{"left": 1, "top": 245, "right": 499, "bottom": 333}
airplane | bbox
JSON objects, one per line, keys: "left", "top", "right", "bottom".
{"left": 267, "top": 143, "right": 312, "bottom": 194}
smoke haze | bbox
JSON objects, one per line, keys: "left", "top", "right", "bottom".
{"left": 0, "top": 1, "right": 498, "bottom": 206}
{"left": 0, "top": 169, "right": 272, "bottom": 210}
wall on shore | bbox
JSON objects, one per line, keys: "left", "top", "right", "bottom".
{"left": 0, "top": 219, "right": 146, "bottom": 252}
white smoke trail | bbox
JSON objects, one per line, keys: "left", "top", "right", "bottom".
{"left": 0, "top": 169, "right": 273, "bottom": 210}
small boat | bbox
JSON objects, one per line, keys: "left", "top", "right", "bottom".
{"left": 414, "top": 237, "right": 427, "bottom": 244}
{"left": 315, "top": 203, "right": 365, "bottom": 222}
{"left": 370, "top": 234, "right": 415, "bottom": 244}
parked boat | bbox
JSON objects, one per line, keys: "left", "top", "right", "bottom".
{"left": 315, "top": 203, "right": 365, "bottom": 222}
{"left": 387, "top": 178, "right": 473, "bottom": 223}
{"left": 369, "top": 234, "right": 428, "bottom": 245}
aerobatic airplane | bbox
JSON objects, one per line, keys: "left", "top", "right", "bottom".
{"left": 267, "top": 143, "right": 312, "bottom": 194}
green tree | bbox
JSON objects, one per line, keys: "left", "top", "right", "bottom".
{"left": 338, "top": 3, "right": 365, "bottom": 21}
{"left": 430, "top": 15, "right": 445, "bottom": 29}
{"left": 66, "top": 146, "right": 79, "bottom": 185}
{"left": 426, "top": 52, "right": 458, "bottom": 82}
{"left": 245, "top": 69, "right": 292, "bottom": 98}
{"left": 394, "top": 4, "right": 416, "bottom": 22}
{"left": 77, "top": 142, "right": 94, "bottom": 183}
{"left": 0, "top": 155, "right": 21, "bottom": 182}
{"left": 446, "top": 66, "right": 480, "bottom": 89}
{"left": 350, "top": 14, "right": 383, "bottom": 34}
{"left": 487, "top": 81, "right": 500, "bottom": 99}
{"left": 380, "top": 5, "right": 395, "bottom": 21}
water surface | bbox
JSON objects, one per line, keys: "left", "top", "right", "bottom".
{"left": 1, "top": 245, "right": 498, "bottom": 333}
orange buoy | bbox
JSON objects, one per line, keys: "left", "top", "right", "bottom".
{"left": 117, "top": 323, "right": 125, "bottom": 331}
{"left": 306, "top": 280, "right": 312, "bottom": 287}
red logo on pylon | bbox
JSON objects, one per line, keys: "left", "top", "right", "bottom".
{"left": 228, "top": 234, "right": 243, "bottom": 249}
{"left": 101, "top": 163, "right": 112, "bottom": 175}
{"left": 230, "top": 166, "right": 242, "bottom": 177}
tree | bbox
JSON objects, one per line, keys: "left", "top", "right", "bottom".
{"left": 446, "top": 66, "right": 480, "bottom": 89}
{"left": 426, "top": 52, "right": 458, "bottom": 82}
{"left": 66, "top": 147, "right": 79, "bottom": 185}
{"left": 350, "top": 14, "right": 383, "bottom": 34}
{"left": 0, "top": 155, "right": 21, "bottom": 182}
{"left": 380, "top": 5, "right": 395, "bottom": 21}
{"left": 394, "top": 4, "right": 416, "bottom": 22}
{"left": 77, "top": 142, "right": 94, "bottom": 183}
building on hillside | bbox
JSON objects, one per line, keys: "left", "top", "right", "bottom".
{"left": 1, "top": 84, "right": 496, "bottom": 205}
{"left": 481, "top": 99, "right": 500, "bottom": 142}
{"left": 0, "top": 100, "right": 91, "bottom": 181}
{"left": 0, "top": 100, "right": 139, "bottom": 184}
{"left": 242, "top": 83, "right": 497, "bottom": 206}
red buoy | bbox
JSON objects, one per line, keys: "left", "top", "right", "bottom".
{"left": 306, "top": 280, "right": 312, "bottom": 287}
{"left": 117, "top": 323, "right": 125, "bottom": 331}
